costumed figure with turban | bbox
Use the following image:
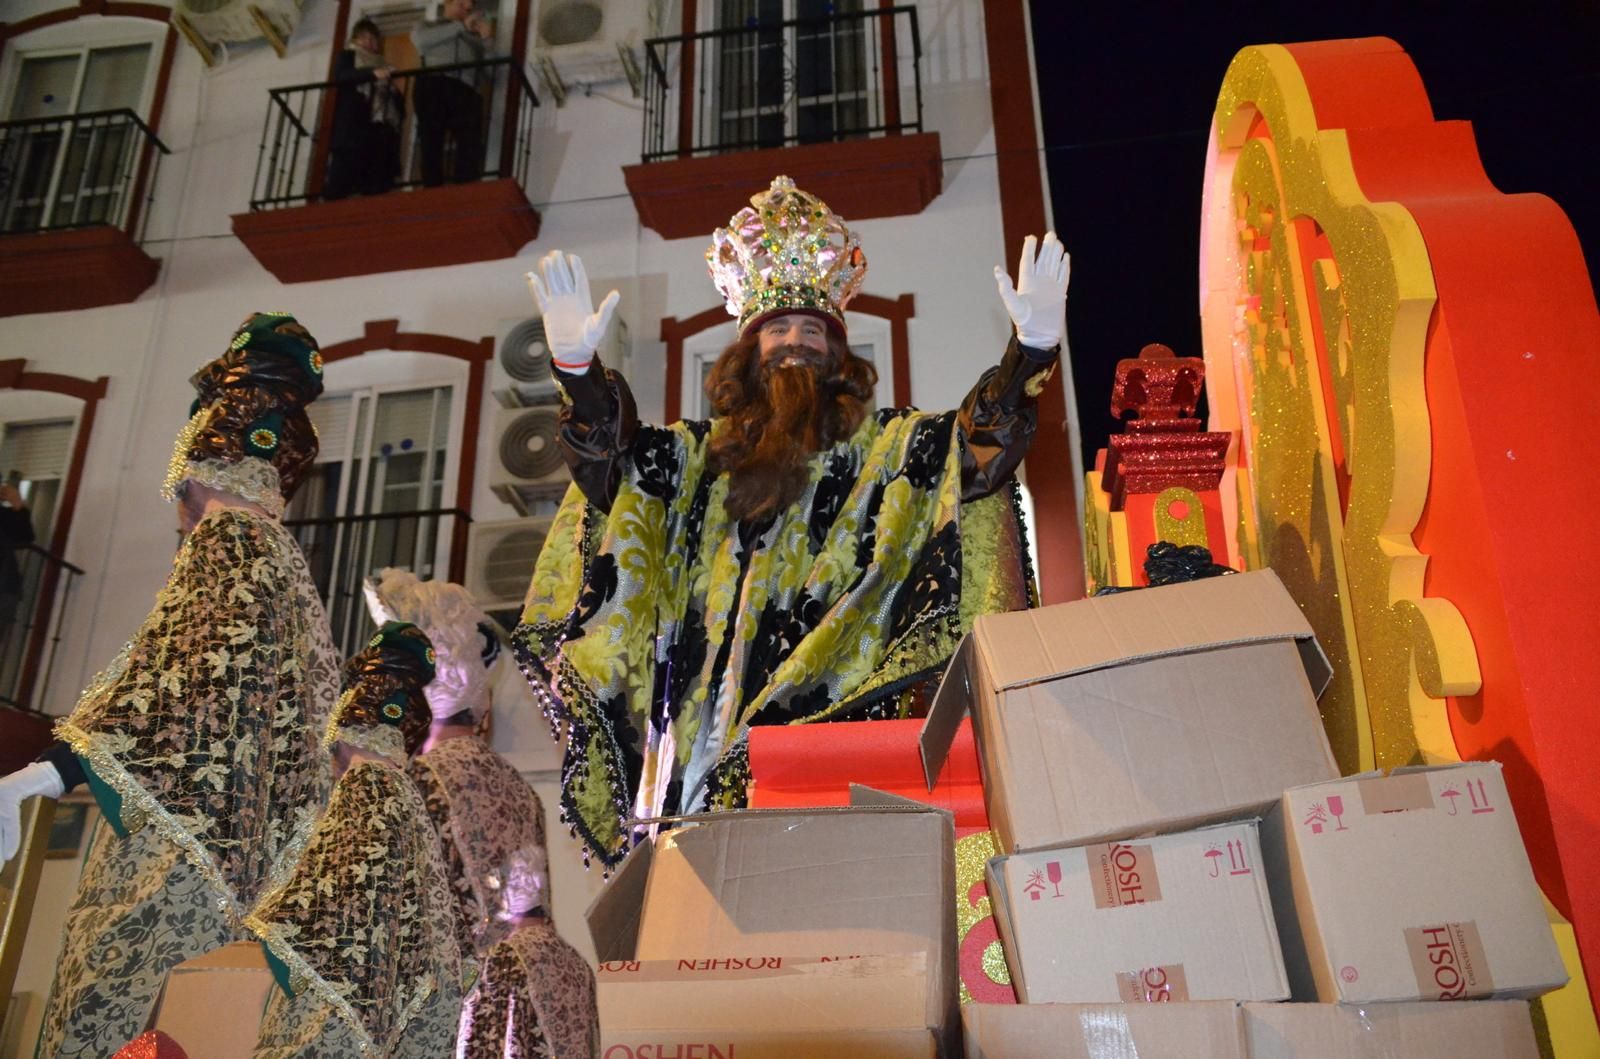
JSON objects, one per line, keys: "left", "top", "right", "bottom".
{"left": 366, "top": 568, "right": 599, "bottom": 1058}
{"left": 248, "top": 622, "right": 466, "bottom": 1059}
{"left": 0, "top": 314, "right": 339, "bottom": 1057}
{"left": 517, "top": 176, "right": 1069, "bottom": 867}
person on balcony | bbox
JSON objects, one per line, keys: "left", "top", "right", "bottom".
{"left": 0, "top": 314, "right": 340, "bottom": 1057}
{"left": 248, "top": 622, "right": 466, "bottom": 1059}
{"left": 516, "top": 175, "right": 1069, "bottom": 868}
{"left": 325, "top": 17, "right": 403, "bottom": 201}
{"left": 364, "top": 568, "right": 599, "bottom": 1057}
{"left": 410, "top": 0, "right": 494, "bottom": 187}
{"left": 0, "top": 479, "right": 35, "bottom": 649}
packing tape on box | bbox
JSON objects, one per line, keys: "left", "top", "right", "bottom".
{"left": 1077, "top": 1007, "right": 1140, "bottom": 1058}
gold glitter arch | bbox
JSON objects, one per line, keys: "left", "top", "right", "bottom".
{"left": 1200, "top": 42, "right": 1481, "bottom": 773}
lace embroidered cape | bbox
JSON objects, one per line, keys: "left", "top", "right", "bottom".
{"left": 516, "top": 408, "right": 1033, "bottom": 867}
{"left": 410, "top": 736, "right": 548, "bottom": 957}
{"left": 458, "top": 921, "right": 599, "bottom": 1059}
{"left": 56, "top": 507, "right": 339, "bottom": 918}
{"left": 245, "top": 758, "right": 465, "bottom": 1058}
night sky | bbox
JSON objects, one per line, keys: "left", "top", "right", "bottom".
{"left": 1028, "top": 3, "right": 1600, "bottom": 467}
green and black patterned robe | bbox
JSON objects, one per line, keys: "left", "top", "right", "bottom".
{"left": 516, "top": 339, "right": 1053, "bottom": 867}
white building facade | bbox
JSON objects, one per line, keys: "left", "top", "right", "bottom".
{"left": 0, "top": 0, "right": 1069, "bottom": 1050}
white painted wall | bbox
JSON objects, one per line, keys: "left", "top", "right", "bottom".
{"left": 1, "top": 0, "right": 1018, "bottom": 1049}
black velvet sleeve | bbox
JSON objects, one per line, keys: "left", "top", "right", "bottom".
{"left": 35, "top": 741, "right": 85, "bottom": 792}
{"left": 331, "top": 49, "right": 377, "bottom": 85}
{"left": 956, "top": 336, "right": 1060, "bottom": 502}
{"left": 554, "top": 358, "right": 640, "bottom": 515}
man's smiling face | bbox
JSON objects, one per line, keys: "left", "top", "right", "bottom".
{"left": 756, "top": 313, "right": 831, "bottom": 369}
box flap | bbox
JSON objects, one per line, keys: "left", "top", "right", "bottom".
{"left": 919, "top": 635, "right": 975, "bottom": 788}
{"left": 585, "top": 837, "right": 654, "bottom": 962}
{"left": 600, "top": 953, "right": 928, "bottom": 1029}
{"left": 849, "top": 784, "right": 957, "bottom": 827}
{"left": 968, "top": 570, "right": 1330, "bottom": 695}
{"left": 148, "top": 942, "right": 276, "bottom": 1058}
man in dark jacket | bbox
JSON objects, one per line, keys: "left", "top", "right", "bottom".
{"left": 325, "top": 18, "right": 403, "bottom": 200}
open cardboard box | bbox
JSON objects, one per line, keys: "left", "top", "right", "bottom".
{"left": 921, "top": 570, "right": 1338, "bottom": 856}
{"left": 144, "top": 941, "right": 277, "bottom": 1059}
{"left": 587, "top": 788, "right": 957, "bottom": 1057}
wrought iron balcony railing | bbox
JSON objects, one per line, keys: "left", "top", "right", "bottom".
{"left": 284, "top": 506, "right": 471, "bottom": 659}
{"left": 640, "top": 5, "right": 923, "bottom": 163}
{"left": 248, "top": 57, "right": 540, "bottom": 210}
{"left": 0, "top": 544, "right": 85, "bottom": 714}
{"left": 0, "top": 108, "right": 169, "bottom": 237}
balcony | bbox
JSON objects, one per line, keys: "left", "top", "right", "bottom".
{"left": 285, "top": 506, "right": 471, "bottom": 658}
{"left": 232, "top": 58, "right": 541, "bottom": 283}
{"left": 0, "top": 546, "right": 85, "bottom": 772}
{"left": 0, "top": 109, "right": 169, "bottom": 318}
{"left": 625, "top": 6, "right": 939, "bottom": 240}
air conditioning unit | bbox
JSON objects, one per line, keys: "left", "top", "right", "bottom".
{"left": 531, "top": 0, "right": 675, "bottom": 102}
{"left": 465, "top": 516, "right": 553, "bottom": 610}
{"left": 494, "top": 315, "right": 559, "bottom": 407}
{"left": 489, "top": 404, "right": 570, "bottom": 514}
{"left": 171, "top": 0, "right": 303, "bottom": 63}
{"left": 493, "top": 311, "right": 631, "bottom": 408}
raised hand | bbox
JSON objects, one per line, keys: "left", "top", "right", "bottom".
{"left": 526, "top": 251, "right": 621, "bottom": 372}
{"left": 994, "top": 231, "right": 1070, "bottom": 351}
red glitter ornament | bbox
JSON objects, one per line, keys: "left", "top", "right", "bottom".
{"left": 111, "top": 1031, "right": 190, "bottom": 1059}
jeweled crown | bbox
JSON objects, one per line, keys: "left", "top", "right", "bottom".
{"left": 707, "top": 175, "right": 867, "bottom": 338}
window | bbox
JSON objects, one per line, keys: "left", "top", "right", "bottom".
{"left": 1, "top": 38, "right": 156, "bottom": 231}
{"left": 289, "top": 383, "right": 457, "bottom": 654}
{"left": 683, "top": 314, "right": 892, "bottom": 420}
{"left": 0, "top": 418, "right": 75, "bottom": 541}
{"left": 0, "top": 415, "right": 77, "bottom": 694}
{"left": 713, "top": 0, "right": 867, "bottom": 151}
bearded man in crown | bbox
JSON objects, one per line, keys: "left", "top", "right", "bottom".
{"left": 517, "top": 176, "right": 1068, "bottom": 868}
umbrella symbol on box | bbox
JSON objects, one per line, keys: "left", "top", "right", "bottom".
{"left": 1204, "top": 845, "right": 1222, "bottom": 877}
{"left": 1440, "top": 786, "right": 1461, "bottom": 816}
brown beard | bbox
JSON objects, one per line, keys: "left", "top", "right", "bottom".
{"left": 705, "top": 332, "right": 877, "bottom": 524}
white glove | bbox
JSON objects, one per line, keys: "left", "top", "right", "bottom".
{"left": 525, "top": 250, "right": 621, "bottom": 372}
{"left": 1, "top": 761, "right": 64, "bottom": 862}
{"left": 994, "top": 231, "right": 1070, "bottom": 351}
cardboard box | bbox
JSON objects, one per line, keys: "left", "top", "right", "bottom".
{"left": 1261, "top": 762, "right": 1567, "bottom": 1002}
{"left": 587, "top": 790, "right": 957, "bottom": 1056}
{"left": 1242, "top": 1000, "right": 1540, "bottom": 1058}
{"left": 598, "top": 955, "right": 935, "bottom": 1058}
{"left": 146, "top": 942, "right": 276, "bottom": 1059}
{"left": 921, "top": 570, "right": 1337, "bottom": 855}
{"left": 988, "top": 820, "right": 1288, "bottom": 1004}
{"left": 963, "top": 1001, "right": 1247, "bottom": 1058}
